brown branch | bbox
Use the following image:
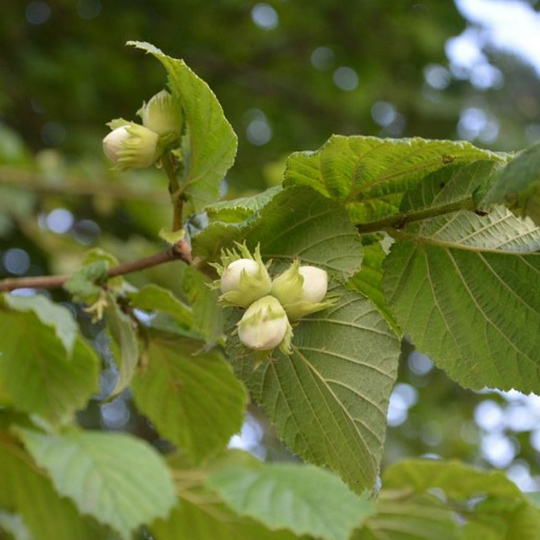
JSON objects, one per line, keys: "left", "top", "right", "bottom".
{"left": 0, "top": 240, "right": 193, "bottom": 293}
{"left": 0, "top": 166, "right": 169, "bottom": 204}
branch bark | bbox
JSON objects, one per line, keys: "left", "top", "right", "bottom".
{"left": 0, "top": 240, "right": 193, "bottom": 293}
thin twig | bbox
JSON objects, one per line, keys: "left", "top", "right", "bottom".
{"left": 0, "top": 240, "right": 192, "bottom": 293}
{"left": 0, "top": 166, "right": 169, "bottom": 204}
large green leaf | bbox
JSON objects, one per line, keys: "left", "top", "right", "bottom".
{"left": 208, "top": 463, "right": 374, "bottom": 540}
{"left": 17, "top": 428, "right": 176, "bottom": 540}
{"left": 0, "top": 300, "right": 99, "bottom": 424}
{"left": 1, "top": 294, "right": 77, "bottom": 354}
{"left": 129, "top": 41, "right": 238, "bottom": 212}
{"left": 194, "top": 186, "right": 364, "bottom": 280}
{"left": 482, "top": 142, "right": 540, "bottom": 226}
{"left": 132, "top": 332, "right": 247, "bottom": 463}
{"left": 0, "top": 440, "right": 103, "bottom": 540}
{"left": 105, "top": 298, "right": 139, "bottom": 395}
{"left": 228, "top": 286, "right": 400, "bottom": 493}
{"left": 383, "top": 163, "right": 540, "bottom": 393}
{"left": 284, "top": 135, "right": 505, "bottom": 224}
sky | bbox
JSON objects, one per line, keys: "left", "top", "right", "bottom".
{"left": 450, "top": 0, "right": 540, "bottom": 76}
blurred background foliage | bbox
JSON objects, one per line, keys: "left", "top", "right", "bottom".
{"left": 2, "top": 0, "right": 540, "bottom": 491}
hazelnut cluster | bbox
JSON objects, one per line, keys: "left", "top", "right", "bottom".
{"left": 214, "top": 244, "right": 335, "bottom": 355}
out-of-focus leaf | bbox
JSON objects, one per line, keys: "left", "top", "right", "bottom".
{"left": 370, "top": 459, "right": 540, "bottom": 540}
{"left": 64, "top": 261, "right": 108, "bottom": 302}
{"left": 0, "top": 510, "right": 32, "bottom": 540}
{"left": 383, "top": 459, "right": 522, "bottom": 499}
{"left": 0, "top": 440, "right": 104, "bottom": 540}
{"left": 154, "top": 449, "right": 307, "bottom": 539}
{"left": 0, "top": 186, "right": 36, "bottom": 237}
{"left": 17, "top": 429, "right": 176, "bottom": 540}
{"left": 129, "top": 283, "right": 193, "bottom": 327}
{"left": 181, "top": 266, "right": 224, "bottom": 345}
{"left": 151, "top": 497, "right": 306, "bottom": 540}
{"left": 208, "top": 463, "right": 374, "bottom": 540}
{"left": 0, "top": 124, "right": 31, "bottom": 164}
{"left": 1, "top": 293, "right": 77, "bottom": 354}
{"left": 105, "top": 298, "right": 139, "bottom": 395}
{"left": 0, "top": 299, "right": 99, "bottom": 424}
{"left": 355, "top": 493, "right": 460, "bottom": 540}
{"left": 158, "top": 227, "right": 186, "bottom": 245}
{"left": 132, "top": 331, "right": 247, "bottom": 463}
{"left": 65, "top": 248, "right": 124, "bottom": 303}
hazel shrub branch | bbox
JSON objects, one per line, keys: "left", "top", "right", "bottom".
{"left": 0, "top": 241, "right": 192, "bottom": 293}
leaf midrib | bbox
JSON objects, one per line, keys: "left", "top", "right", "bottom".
{"left": 394, "top": 230, "right": 540, "bottom": 256}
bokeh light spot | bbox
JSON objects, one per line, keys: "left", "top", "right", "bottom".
{"left": 333, "top": 66, "right": 359, "bottom": 91}
{"left": 474, "top": 399, "right": 503, "bottom": 431}
{"left": 101, "top": 398, "right": 130, "bottom": 430}
{"left": 387, "top": 391, "right": 409, "bottom": 427}
{"left": 73, "top": 219, "right": 101, "bottom": 245}
{"left": 46, "top": 208, "right": 74, "bottom": 234}
{"left": 311, "top": 47, "right": 334, "bottom": 70}
{"left": 2, "top": 248, "right": 30, "bottom": 275}
{"left": 408, "top": 351, "right": 433, "bottom": 376}
{"left": 26, "top": 1, "right": 51, "bottom": 25}
{"left": 371, "top": 102, "right": 397, "bottom": 127}
{"left": 244, "top": 109, "right": 273, "bottom": 146}
{"left": 481, "top": 432, "right": 516, "bottom": 468}
{"left": 424, "top": 64, "right": 451, "bottom": 90}
{"left": 251, "top": 4, "right": 279, "bottom": 30}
